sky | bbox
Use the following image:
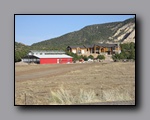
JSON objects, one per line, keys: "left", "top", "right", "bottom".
{"left": 15, "top": 14, "right": 135, "bottom": 45}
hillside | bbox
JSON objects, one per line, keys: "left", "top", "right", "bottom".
{"left": 15, "top": 42, "right": 29, "bottom": 51}
{"left": 31, "top": 17, "right": 135, "bottom": 50}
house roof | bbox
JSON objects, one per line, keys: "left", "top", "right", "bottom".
{"left": 83, "top": 45, "right": 94, "bottom": 48}
{"left": 67, "top": 45, "right": 86, "bottom": 49}
{"left": 34, "top": 54, "right": 73, "bottom": 59}
{"left": 95, "top": 44, "right": 118, "bottom": 47}
{"left": 67, "top": 43, "right": 118, "bottom": 49}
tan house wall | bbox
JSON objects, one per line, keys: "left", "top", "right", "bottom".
{"left": 71, "top": 48, "right": 77, "bottom": 53}
{"left": 115, "top": 47, "right": 121, "bottom": 50}
{"left": 68, "top": 44, "right": 121, "bottom": 57}
{"left": 80, "top": 48, "right": 87, "bottom": 54}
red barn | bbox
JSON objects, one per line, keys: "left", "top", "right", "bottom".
{"left": 22, "top": 50, "right": 73, "bottom": 64}
{"left": 35, "top": 54, "right": 73, "bottom": 64}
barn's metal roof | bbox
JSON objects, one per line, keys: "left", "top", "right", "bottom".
{"left": 29, "top": 50, "right": 65, "bottom": 54}
{"left": 22, "top": 55, "right": 40, "bottom": 59}
{"left": 34, "top": 54, "right": 73, "bottom": 58}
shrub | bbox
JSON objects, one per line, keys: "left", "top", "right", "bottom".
{"left": 88, "top": 55, "right": 94, "bottom": 59}
{"left": 97, "top": 55, "right": 105, "bottom": 60}
{"left": 50, "top": 88, "right": 96, "bottom": 105}
{"left": 50, "top": 87, "right": 134, "bottom": 105}
{"left": 82, "top": 55, "right": 88, "bottom": 61}
{"left": 112, "top": 54, "right": 119, "bottom": 60}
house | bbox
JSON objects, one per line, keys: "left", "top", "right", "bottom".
{"left": 21, "top": 50, "right": 73, "bottom": 64}
{"left": 67, "top": 43, "right": 121, "bottom": 58}
{"left": 66, "top": 45, "right": 88, "bottom": 54}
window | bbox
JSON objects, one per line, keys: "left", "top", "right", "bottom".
{"left": 78, "top": 50, "right": 81, "bottom": 54}
{"left": 40, "top": 53, "right": 42, "bottom": 55}
{"left": 96, "top": 47, "right": 99, "bottom": 50}
{"left": 101, "top": 48, "right": 104, "bottom": 52}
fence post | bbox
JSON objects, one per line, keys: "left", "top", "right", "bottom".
{"left": 100, "top": 86, "right": 104, "bottom": 101}
{"left": 25, "top": 93, "right": 26, "bottom": 105}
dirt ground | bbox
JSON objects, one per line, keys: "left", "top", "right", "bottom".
{"left": 15, "top": 62, "right": 135, "bottom": 105}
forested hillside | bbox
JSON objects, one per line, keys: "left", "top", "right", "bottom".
{"left": 31, "top": 17, "right": 135, "bottom": 50}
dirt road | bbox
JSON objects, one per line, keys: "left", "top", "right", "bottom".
{"left": 15, "top": 63, "right": 94, "bottom": 81}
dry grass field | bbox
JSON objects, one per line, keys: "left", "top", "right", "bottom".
{"left": 15, "top": 62, "right": 135, "bottom": 105}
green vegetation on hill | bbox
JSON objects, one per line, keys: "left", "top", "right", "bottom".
{"left": 31, "top": 17, "right": 135, "bottom": 50}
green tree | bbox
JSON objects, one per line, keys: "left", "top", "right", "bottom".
{"left": 112, "top": 43, "right": 135, "bottom": 61}
{"left": 65, "top": 51, "right": 81, "bottom": 62}
{"left": 15, "top": 51, "right": 21, "bottom": 62}
{"left": 129, "top": 49, "right": 135, "bottom": 60}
